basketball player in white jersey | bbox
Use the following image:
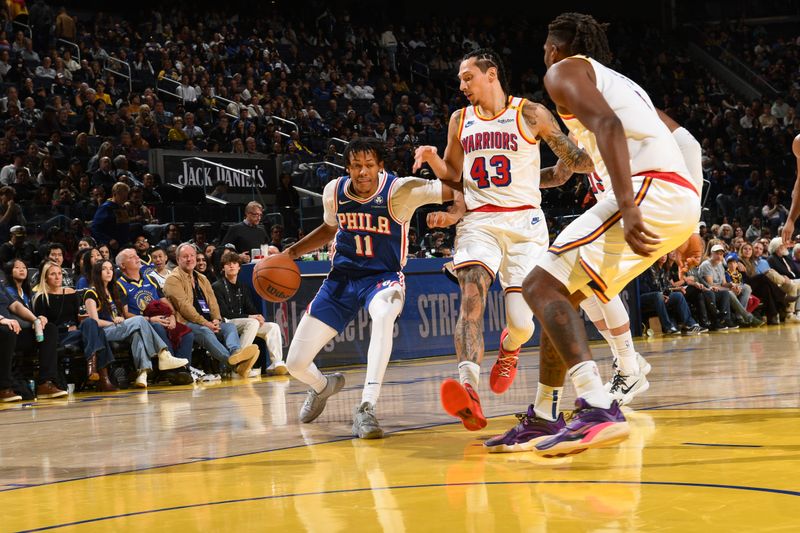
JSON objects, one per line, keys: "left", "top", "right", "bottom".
{"left": 491, "top": 13, "right": 701, "bottom": 457}
{"left": 413, "top": 48, "right": 594, "bottom": 431}
{"left": 582, "top": 110, "right": 707, "bottom": 409}
{"left": 782, "top": 134, "right": 800, "bottom": 245}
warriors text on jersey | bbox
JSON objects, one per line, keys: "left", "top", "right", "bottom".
{"left": 322, "top": 171, "right": 444, "bottom": 277}
{"left": 557, "top": 55, "right": 693, "bottom": 195}
{"left": 458, "top": 96, "right": 541, "bottom": 211}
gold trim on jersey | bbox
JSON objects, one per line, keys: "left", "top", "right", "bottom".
{"left": 473, "top": 95, "right": 513, "bottom": 121}
{"left": 516, "top": 99, "right": 538, "bottom": 145}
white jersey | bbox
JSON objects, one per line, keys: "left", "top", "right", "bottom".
{"left": 458, "top": 96, "right": 541, "bottom": 211}
{"left": 558, "top": 55, "right": 691, "bottom": 197}
{"left": 585, "top": 128, "right": 702, "bottom": 202}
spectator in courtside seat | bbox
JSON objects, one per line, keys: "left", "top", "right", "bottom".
{"left": 84, "top": 259, "right": 189, "bottom": 388}
{"left": 164, "top": 242, "right": 259, "bottom": 378}
{"left": 33, "top": 261, "right": 117, "bottom": 392}
{"left": 212, "top": 251, "right": 288, "bottom": 376}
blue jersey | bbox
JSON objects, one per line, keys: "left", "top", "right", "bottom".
{"left": 116, "top": 272, "right": 162, "bottom": 315}
{"left": 331, "top": 172, "right": 406, "bottom": 277}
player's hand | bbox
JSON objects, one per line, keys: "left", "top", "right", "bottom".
{"left": 621, "top": 206, "right": 660, "bottom": 257}
{"left": 426, "top": 211, "right": 458, "bottom": 228}
{"left": 781, "top": 219, "right": 794, "bottom": 246}
{"left": 413, "top": 145, "right": 437, "bottom": 173}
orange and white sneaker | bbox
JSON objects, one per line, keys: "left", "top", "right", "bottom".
{"left": 440, "top": 379, "right": 487, "bottom": 431}
{"left": 490, "top": 328, "right": 520, "bottom": 394}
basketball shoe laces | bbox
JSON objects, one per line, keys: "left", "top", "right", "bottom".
{"left": 496, "top": 353, "right": 517, "bottom": 378}
{"left": 608, "top": 372, "right": 627, "bottom": 394}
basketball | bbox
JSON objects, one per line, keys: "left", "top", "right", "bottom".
{"left": 252, "top": 254, "right": 301, "bottom": 302}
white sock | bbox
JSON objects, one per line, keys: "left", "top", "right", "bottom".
{"left": 569, "top": 360, "right": 611, "bottom": 408}
{"left": 458, "top": 361, "right": 481, "bottom": 388}
{"left": 534, "top": 383, "right": 563, "bottom": 421}
{"left": 285, "top": 314, "right": 337, "bottom": 393}
{"left": 361, "top": 288, "right": 403, "bottom": 406}
{"left": 598, "top": 328, "right": 617, "bottom": 359}
{"left": 610, "top": 331, "right": 639, "bottom": 375}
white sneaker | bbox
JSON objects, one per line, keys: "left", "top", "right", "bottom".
{"left": 605, "top": 353, "right": 651, "bottom": 393}
{"left": 266, "top": 361, "right": 289, "bottom": 376}
{"left": 248, "top": 368, "right": 262, "bottom": 378}
{"left": 134, "top": 370, "right": 148, "bottom": 388}
{"left": 158, "top": 349, "right": 189, "bottom": 371}
{"left": 608, "top": 372, "right": 650, "bottom": 406}
{"left": 786, "top": 314, "right": 800, "bottom": 323}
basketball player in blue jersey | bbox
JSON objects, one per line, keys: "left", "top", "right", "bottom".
{"left": 490, "top": 13, "right": 700, "bottom": 458}
{"left": 283, "top": 137, "right": 453, "bottom": 439}
{"left": 413, "top": 48, "right": 594, "bottom": 432}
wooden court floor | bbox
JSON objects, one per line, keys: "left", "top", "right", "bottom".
{"left": 1, "top": 325, "right": 799, "bottom": 532}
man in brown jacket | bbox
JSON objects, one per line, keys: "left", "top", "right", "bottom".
{"left": 164, "top": 243, "right": 259, "bottom": 377}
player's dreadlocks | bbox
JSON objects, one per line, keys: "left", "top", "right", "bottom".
{"left": 462, "top": 48, "right": 510, "bottom": 97}
{"left": 548, "top": 13, "right": 612, "bottom": 65}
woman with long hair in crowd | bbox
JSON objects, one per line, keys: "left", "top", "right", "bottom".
{"left": 737, "top": 241, "right": 787, "bottom": 325}
{"left": 4, "top": 259, "right": 32, "bottom": 306}
{"left": 32, "top": 261, "right": 118, "bottom": 391}
{"left": 75, "top": 246, "right": 101, "bottom": 290}
{"left": 84, "top": 260, "right": 188, "bottom": 388}
{"left": 195, "top": 250, "right": 216, "bottom": 283}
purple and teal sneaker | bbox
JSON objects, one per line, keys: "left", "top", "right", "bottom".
{"left": 484, "top": 405, "right": 566, "bottom": 453}
{"left": 535, "top": 398, "right": 629, "bottom": 458}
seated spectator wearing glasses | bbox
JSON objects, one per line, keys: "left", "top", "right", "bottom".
{"left": 0, "top": 224, "right": 37, "bottom": 266}
{"left": 157, "top": 224, "right": 183, "bottom": 251}
{"left": 32, "top": 261, "right": 118, "bottom": 392}
{"left": 212, "top": 251, "right": 288, "bottom": 376}
{"left": 84, "top": 259, "right": 189, "bottom": 389}
{"left": 163, "top": 243, "right": 259, "bottom": 378}
{"left": 767, "top": 237, "right": 800, "bottom": 322}
{"left": 0, "top": 267, "right": 67, "bottom": 402}
{"left": 114, "top": 248, "right": 196, "bottom": 367}
{"left": 221, "top": 201, "right": 267, "bottom": 262}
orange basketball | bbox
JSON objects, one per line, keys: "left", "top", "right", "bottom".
{"left": 252, "top": 254, "right": 301, "bottom": 302}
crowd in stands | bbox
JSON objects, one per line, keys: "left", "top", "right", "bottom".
{"left": 0, "top": 2, "right": 799, "bottom": 401}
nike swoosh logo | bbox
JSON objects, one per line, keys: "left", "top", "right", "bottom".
{"left": 619, "top": 380, "right": 640, "bottom": 394}
{"left": 340, "top": 200, "right": 353, "bottom": 205}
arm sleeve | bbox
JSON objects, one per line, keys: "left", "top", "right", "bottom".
{"left": 389, "top": 178, "right": 445, "bottom": 222}
{"left": 322, "top": 179, "right": 339, "bottom": 226}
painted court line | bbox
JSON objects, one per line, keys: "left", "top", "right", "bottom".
{"left": 17, "top": 480, "right": 800, "bottom": 532}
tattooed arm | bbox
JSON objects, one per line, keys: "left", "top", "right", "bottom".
{"left": 522, "top": 101, "right": 594, "bottom": 174}
{"left": 541, "top": 159, "right": 578, "bottom": 189}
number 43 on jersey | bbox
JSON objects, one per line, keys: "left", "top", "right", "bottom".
{"left": 470, "top": 155, "right": 512, "bottom": 188}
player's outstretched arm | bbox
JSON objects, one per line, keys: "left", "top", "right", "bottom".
{"left": 782, "top": 134, "right": 800, "bottom": 245}
{"left": 427, "top": 189, "right": 466, "bottom": 228}
{"left": 544, "top": 60, "right": 658, "bottom": 257}
{"left": 413, "top": 110, "right": 464, "bottom": 182}
{"left": 284, "top": 223, "right": 338, "bottom": 260}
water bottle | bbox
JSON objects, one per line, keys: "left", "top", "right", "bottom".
{"left": 34, "top": 319, "right": 44, "bottom": 343}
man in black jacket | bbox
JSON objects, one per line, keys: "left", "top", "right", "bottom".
{"left": 220, "top": 202, "right": 267, "bottom": 261}
{"left": 212, "top": 250, "right": 288, "bottom": 376}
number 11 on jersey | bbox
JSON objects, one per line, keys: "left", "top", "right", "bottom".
{"left": 354, "top": 234, "right": 374, "bottom": 257}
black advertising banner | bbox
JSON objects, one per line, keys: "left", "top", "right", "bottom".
{"left": 149, "top": 149, "right": 278, "bottom": 193}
